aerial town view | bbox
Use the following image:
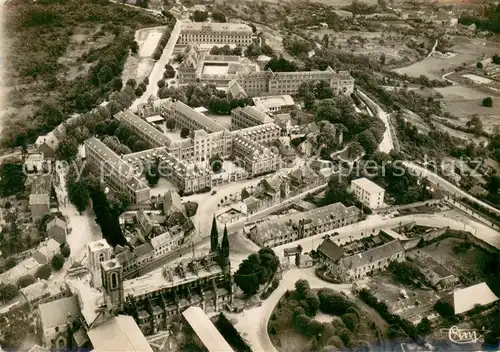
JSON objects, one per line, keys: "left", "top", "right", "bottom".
{"left": 1, "top": 0, "right": 500, "bottom": 350}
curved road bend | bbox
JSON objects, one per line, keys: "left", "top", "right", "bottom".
{"left": 402, "top": 161, "right": 500, "bottom": 217}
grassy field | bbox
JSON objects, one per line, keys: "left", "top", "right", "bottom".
{"left": 393, "top": 36, "right": 500, "bottom": 80}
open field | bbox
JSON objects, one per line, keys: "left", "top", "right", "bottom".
{"left": 122, "top": 26, "right": 167, "bottom": 84}
{"left": 393, "top": 37, "right": 500, "bottom": 80}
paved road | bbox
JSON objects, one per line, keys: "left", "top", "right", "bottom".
{"left": 130, "top": 20, "right": 182, "bottom": 112}
{"left": 403, "top": 161, "right": 500, "bottom": 216}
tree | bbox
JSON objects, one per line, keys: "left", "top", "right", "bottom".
{"left": 68, "top": 179, "right": 89, "bottom": 214}
{"left": 211, "top": 9, "right": 226, "bottom": 22}
{"left": 493, "top": 54, "right": 500, "bottom": 65}
{"left": 317, "top": 288, "right": 353, "bottom": 315}
{"left": 341, "top": 313, "right": 359, "bottom": 332}
{"left": 483, "top": 96, "right": 493, "bottom": 108}
{"left": 317, "top": 121, "right": 341, "bottom": 150}
{"left": 17, "top": 275, "right": 35, "bottom": 288}
{"left": 192, "top": 10, "right": 208, "bottom": 22}
{"left": 0, "top": 284, "right": 18, "bottom": 301}
{"left": 210, "top": 216, "right": 219, "bottom": 252}
{"left": 56, "top": 137, "right": 79, "bottom": 161}
{"left": 304, "top": 91, "right": 316, "bottom": 110}
{"left": 111, "top": 77, "right": 123, "bottom": 91}
{"left": 234, "top": 253, "right": 261, "bottom": 295}
{"left": 35, "top": 264, "right": 52, "bottom": 280}
{"left": 51, "top": 253, "right": 65, "bottom": 271}
{"left": 0, "top": 163, "right": 26, "bottom": 197}
{"left": 315, "top": 80, "right": 333, "bottom": 100}
{"left": 60, "top": 243, "right": 71, "bottom": 258}
{"left": 131, "top": 41, "right": 139, "bottom": 54}
{"left": 157, "top": 80, "right": 165, "bottom": 88}
{"left": 209, "top": 154, "right": 223, "bottom": 173}
{"left": 166, "top": 118, "right": 176, "bottom": 130}
{"left": 153, "top": 49, "right": 162, "bottom": 60}
{"left": 135, "top": 86, "right": 144, "bottom": 97}
{"left": 295, "top": 279, "right": 310, "bottom": 299}
{"left": 126, "top": 79, "right": 137, "bottom": 88}
{"left": 467, "top": 114, "right": 484, "bottom": 134}
{"left": 477, "top": 61, "right": 484, "bottom": 69}
{"left": 4, "top": 257, "right": 18, "bottom": 270}
{"left": 305, "top": 291, "right": 320, "bottom": 316}
{"left": 416, "top": 317, "right": 431, "bottom": 336}
{"left": 145, "top": 159, "right": 160, "bottom": 186}
{"left": 180, "top": 127, "right": 190, "bottom": 138}
{"left": 241, "top": 188, "right": 250, "bottom": 200}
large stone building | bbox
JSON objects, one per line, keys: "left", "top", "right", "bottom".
{"left": 176, "top": 44, "right": 354, "bottom": 98}
{"left": 177, "top": 22, "right": 253, "bottom": 46}
{"left": 84, "top": 137, "right": 150, "bottom": 204}
{"left": 247, "top": 202, "right": 361, "bottom": 247}
{"left": 231, "top": 105, "right": 273, "bottom": 131}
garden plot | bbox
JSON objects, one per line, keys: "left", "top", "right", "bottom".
{"left": 122, "top": 26, "right": 167, "bottom": 84}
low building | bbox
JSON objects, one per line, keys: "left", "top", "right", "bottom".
{"left": 350, "top": 177, "right": 385, "bottom": 209}
{"left": 35, "top": 133, "right": 60, "bottom": 160}
{"left": 24, "top": 153, "right": 44, "bottom": 173}
{"left": 252, "top": 95, "right": 295, "bottom": 114}
{"left": 87, "top": 315, "right": 153, "bottom": 352}
{"left": 232, "top": 135, "right": 279, "bottom": 176}
{"left": 37, "top": 295, "right": 81, "bottom": 349}
{"left": 29, "top": 193, "right": 50, "bottom": 220}
{"left": 248, "top": 202, "right": 361, "bottom": 247}
{"left": 330, "top": 240, "right": 405, "bottom": 282}
{"left": 32, "top": 238, "right": 61, "bottom": 265}
{"left": 317, "top": 237, "right": 344, "bottom": 273}
{"left": 451, "top": 282, "right": 498, "bottom": 315}
{"left": 20, "top": 279, "right": 69, "bottom": 308}
{"left": 46, "top": 217, "right": 67, "bottom": 244}
{"left": 408, "top": 252, "right": 459, "bottom": 290}
{"left": 182, "top": 307, "right": 234, "bottom": 352}
{"left": 0, "top": 257, "right": 42, "bottom": 285}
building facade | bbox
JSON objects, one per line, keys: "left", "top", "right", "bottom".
{"left": 84, "top": 137, "right": 150, "bottom": 204}
{"left": 350, "top": 177, "right": 385, "bottom": 209}
{"left": 88, "top": 239, "right": 113, "bottom": 289}
{"left": 248, "top": 202, "right": 361, "bottom": 247}
{"left": 178, "top": 22, "right": 253, "bottom": 46}
{"left": 230, "top": 106, "right": 273, "bottom": 131}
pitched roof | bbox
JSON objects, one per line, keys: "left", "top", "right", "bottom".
{"left": 33, "top": 238, "right": 61, "bottom": 263}
{"left": 35, "top": 132, "right": 60, "bottom": 151}
{"left": 29, "top": 193, "right": 50, "bottom": 206}
{"left": 88, "top": 315, "right": 153, "bottom": 352}
{"left": 163, "top": 190, "right": 185, "bottom": 215}
{"left": 38, "top": 295, "right": 80, "bottom": 330}
{"left": 182, "top": 307, "right": 234, "bottom": 352}
{"left": 47, "top": 217, "right": 67, "bottom": 230}
{"left": 318, "top": 238, "right": 344, "bottom": 263}
{"left": 133, "top": 242, "right": 154, "bottom": 257}
{"left": 453, "top": 282, "right": 498, "bottom": 315}
{"left": 340, "top": 240, "right": 404, "bottom": 270}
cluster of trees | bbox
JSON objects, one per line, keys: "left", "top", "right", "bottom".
{"left": 283, "top": 36, "right": 313, "bottom": 57}
{"left": 153, "top": 26, "right": 174, "bottom": 60}
{"left": 272, "top": 282, "right": 367, "bottom": 350}
{"left": 234, "top": 247, "right": 280, "bottom": 295}
{"left": 341, "top": 0, "right": 379, "bottom": 15}
{"left": 387, "top": 261, "right": 426, "bottom": 287}
{"left": 493, "top": 54, "right": 500, "bottom": 65}
{"left": 314, "top": 96, "right": 385, "bottom": 155}
{"left": 0, "top": 162, "right": 26, "bottom": 197}
{"left": 459, "top": 4, "right": 500, "bottom": 34}
{"left": 91, "top": 188, "right": 127, "bottom": 247}
{"left": 298, "top": 80, "right": 334, "bottom": 108}
{"left": 244, "top": 42, "right": 274, "bottom": 58}
{"left": 209, "top": 45, "right": 242, "bottom": 56}
{"left": 3, "top": 0, "right": 173, "bottom": 148}
{"left": 0, "top": 283, "right": 18, "bottom": 302}
{"left": 264, "top": 56, "right": 298, "bottom": 72}
{"left": 158, "top": 83, "right": 253, "bottom": 114}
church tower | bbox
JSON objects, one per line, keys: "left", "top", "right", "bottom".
{"left": 101, "top": 258, "right": 124, "bottom": 313}
{"left": 87, "top": 239, "right": 113, "bottom": 288}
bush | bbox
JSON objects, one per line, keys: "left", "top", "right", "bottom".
{"left": 341, "top": 313, "right": 359, "bottom": 332}
{"left": 476, "top": 61, "right": 483, "bottom": 69}
{"left": 60, "top": 243, "right": 71, "bottom": 258}
{"left": 318, "top": 288, "right": 353, "bottom": 315}
{"left": 5, "top": 257, "right": 18, "bottom": 270}
{"left": 483, "top": 97, "right": 493, "bottom": 108}
{"left": 51, "top": 253, "right": 65, "bottom": 271}
{"left": 17, "top": 275, "right": 36, "bottom": 288}
{"left": 295, "top": 279, "right": 310, "bottom": 299}
{"left": 180, "top": 127, "right": 190, "bottom": 138}
{"left": 185, "top": 201, "right": 198, "bottom": 217}
{"left": 0, "top": 284, "right": 19, "bottom": 301}
{"left": 35, "top": 264, "right": 52, "bottom": 280}
{"left": 157, "top": 80, "right": 165, "bottom": 88}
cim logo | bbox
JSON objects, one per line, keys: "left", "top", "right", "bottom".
{"left": 442, "top": 326, "right": 488, "bottom": 345}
